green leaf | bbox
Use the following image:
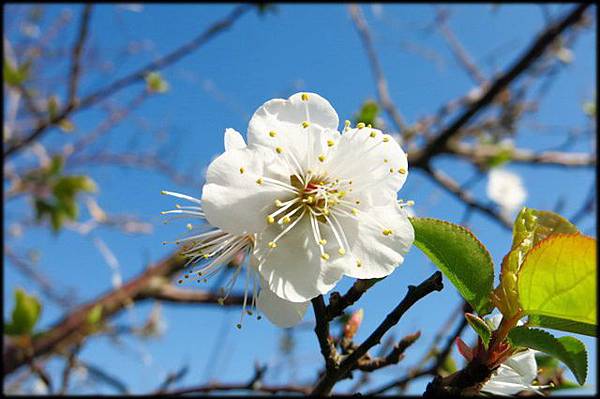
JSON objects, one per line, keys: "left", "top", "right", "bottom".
{"left": 353, "top": 100, "right": 379, "bottom": 127}
{"left": 86, "top": 304, "right": 103, "bottom": 325}
{"left": 464, "top": 313, "right": 492, "bottom": 349}
{"left": 3, "top": 59, "right": 30, "bottom": 86}
{"left": 508, "top": 326, "right": 587, "bottom": 385}
{"left": 5, "top": 288, "right": 42, "bottom": 336}
{"left": 145, "top": 71, "right": 169, "bottom": 93}
{"left": 493, "top": 208, "right": 579, "bottom": 318}
{"left": 528, "top": 315, "right": 595, "bottom": 337}
{"left": 410, "top": 217, "right": 494, "bottom": 315}
{"left": 485, "top": 147, "right": 513, "bottom": 169}
{"left": 517, "top": 234, "right": 596, "bottom": 330}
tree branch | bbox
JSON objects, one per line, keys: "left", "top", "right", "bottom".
{"left": 411, "top": 3, "right": 591, "bottom": 167}
{"left": 311, "top": 271, "right": 444, "bottom": 395}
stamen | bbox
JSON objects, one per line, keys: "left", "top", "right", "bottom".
{"left": 269, "top": 130, "right": 277, "bottom": 137}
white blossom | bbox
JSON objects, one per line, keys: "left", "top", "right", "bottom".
{"left": 486, "top": 168, "right": 527, "bottom": 215}
{"left": 481, "top": 349, "right": 543, "bottom": 396}
{"left": 201, "top": 93, "right": 414, "bottom": 304}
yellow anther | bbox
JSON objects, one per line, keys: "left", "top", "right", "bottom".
{"left": 275, "top": 199, "right": 284, "bottom": 207}
{"left": 321, "top": 253, "right": 330, "bottom": 261}
{"left": 282, "top": 216, "right": 291, "bottom": 224}
{"left": 306, "top": 196, "right": 314, "bottom": 204}
{"left": 389, "top": 168, "right": 395, "bottom": 173}
{"left": 323, "top": 209, "right": 330, "bottom": 216}
{"left": 406, "top": 200, "right": 415, "bottom": 206}
{"left": 338, "top": 191, "right": 346, "bottom": 199}
{"left": 351, "top": 208, "right": 359, "bottom": 216}
{"left": 301, "top": 93, "right": 309, "bottom": 101}
{"left": 267, "top": 216, "right": 275, "bottom": 224}
{"left": 276, "top": 147, "right": 283, "bottom": 154}
{"left": 327, "top": 139, "right": 335, "bottom": 147}
{"left": 384, "top": 159, "right": 389, "bottom": 163}
{"left": 383, "top": 229, "right": 393, "bottom": 236}
{"left": 398, "top": 168, "right": 407, "bottom": 174}
{"left": 256, "top": 178, "right": 264, "bottom": 185}
{"left": 239, "top": 167, "right": 245, "bottom": 174}
{"left": 367, "top": 124, "right": 372, "bottom": 128}
{"left": 356, "top": 259, "right": 363, "bottom": 267}
{"left": 269, "top": 130, "right": 277, "bottom": 137}
{"left": 338, "top": 248, "right": 346, "bottom": 256}
{"left": 383, "top": 136, "right": 390, "bottom": 142}
{"left": 319, "top": 239, "right": 327, "bottom": 245}
{"left": 203, "top": 254, "right": 211, "bottom": 259}
{"left": 357, "top": 122, "right": 366, "bottom": 129}
{"left": 268, "top": 241, "right": 278, "bottom": 249}
{"left": 186, "top": 223, "right": 193, "bottom": 231}
{"left": 355, "top": 200, "right": 361, "bottom": 205}
{"left": 370, "top": 131, "right": 377, "bottom": 138}
{"left": 344, "top": 120, "right": 351, "bottom": 128}
{"left": 302, "top": 121, "right": 310, "bottom": 128}
{"left": 318, "top": 154, "right": 326, "bottom": 162}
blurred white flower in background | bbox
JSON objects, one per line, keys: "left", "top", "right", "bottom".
{"left": 486, "top": 168, "right": 527, "bottom": 216}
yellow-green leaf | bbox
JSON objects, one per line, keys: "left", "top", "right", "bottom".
{"left": 5, "top": 288, "right": 42, "bottom": 336}
{"left": 517, "top": 234, "right": 596, "bottom": 329}
{"left": 464, "top": 313, "right": 492, "bottom": 349}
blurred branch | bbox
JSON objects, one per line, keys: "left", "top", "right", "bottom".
{"left": 67, "top": 5, "right": 93, "bottom": 105}
{"left": 411, "top": 3, "right": 591, "bottom": 167}
{"left": 349, "top": 4, "right": 406, "bottom": 134}
{"left": 449, "top": 142, "right": 596, "bottom": 168}
{"left": 4, "top": 4, "right": 252, "bottom": 158}
{"left": 3, "top": 251, "right": 244, "bottom": 375}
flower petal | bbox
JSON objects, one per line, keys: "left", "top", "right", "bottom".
{"left": 331, "top": 203, "right": 414, "bottom": 279}
{"left": 224, "top": 128, "right": 246, "bottom": 151}
{"left": 202, "top": 145, "right": 290, "bottom": 235}
{"left": 327, "top": 127, "right": 409, "bottom": 206}
{"left": 255, "top": 216, "right": 345, "bottom": 302}
{"left": 257, "top": 284, "right": 308, "bottom": 327}
{"left": 247, "top": 93, "right": 340, "bottom": 172}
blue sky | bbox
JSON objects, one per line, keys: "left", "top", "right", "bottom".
{"left": 3, "top": 3, "right": 596, "bottom": 395}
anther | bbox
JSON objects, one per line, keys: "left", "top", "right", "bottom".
{"left": 186, "top": 223, "right": 193, "bottom": 231}
{"left": 383, "top": 136, "right": 390, "bottom": 142}
{"left": 256, "top": 178, "right": 264, "bottom": 185}
{"left": 269, "top": 131, "right": 277, "bottom": 137}
{"left": 267, "top": 216, "right": 275, "bottom": 224}
{"left": 367, "top": 124, "right": 372, "bottom": 128}
{"left": 389, "top": 168, "right": 394, "bottom": 173}
{"left": 351, "top": 208, "right": 359, "bottom": 215}
{"left": 318, "top": 154, "right": 326, "bottom": 162}
{"left": 357, "top": 122, "right": 366, "bottom": 129}
{"left": 218, "top": 298, "right": 225, "bottom": 305}
{"left": 236, "top": 323, "right": 242, "bottom": 329}
{"left": 344, "top": 120, "right": 351, "bottom": 128}
{"left": 356, "top": 259, "right": 363, "bottom": 267}
{"left": 383, "top": 229, "right": 393, "bottom": 236}
{"left": 268, "top": 241, "right": 278, "bottom": 248}
{"left": 327, "top": 139, "right": 335, "bottom": 147}
{"left": 282, "top": 216, "right": 291, "bottom": 224}
{"left": 319, "top": 239, "right": 327, "bottom": 245}
{"left": 370, "top": 131, "right": 377, "bottom": 138}
{"left": 302, "top": 121, "right": 310, "bottom": 128}
{"left": 338, "top": 248, "right": 346, "bottom": 256}
{"left": 301, "top": 93, "right": 309, "bottom": 101}
{"left": 384, "top": 159, "right": 389, "bottom": 163}
{"left": 321, "top": 253, "right": 330, "bottom": 260}
{"left": 406, "top": 200, "right": 415, "bottom": 206}
{"left": 398, "top": 168, "right": 407, "bottom": 174}
{"left": 239, "top": 167, "right": 245, "bottom": 174}
{"left": 306, "top": 196, "right": 314, "bottom": 204}
{"left": 275, "top": 199, "right": 284, "bottom": 207}
{"left": 276, "top": 147, "right": 283, "bottom": 154}
{"left": 178, "top": 279, "right": 183, "bottom": 284}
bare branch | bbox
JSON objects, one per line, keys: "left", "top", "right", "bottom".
{"left": 348, "top": 4, "right": 406, "bottom": 133}
{"left": 67, "top": 5, "right": 93, "bottom": 105}
{"left": 412, "top": 3, "right": 591, "bottom": 167}
{"left": 4, "top": 5, "right": 252, "bottom": 158}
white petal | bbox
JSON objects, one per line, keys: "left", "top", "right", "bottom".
{"left": 331, "top": 203, "right": 414, "bottom": 279}
{"left": 256, "top": 216, "right": 345, "bottom": 302}
{"left": 224, "top": 128, "right": 246, "bottom": 151}
{"left": 328, "top": 127, "right": 409, "bottom": 206}
{"left": 257, "top": 283, "right": 308, "bottom": 327}
{"left": 247, "top": 93, "right": 340, "bottom": 171}
{"left": 202, "top": 145, "right": 290, "bottom": 235}
{"left": 504, "top": 349, "right": 538, "bottom": 384}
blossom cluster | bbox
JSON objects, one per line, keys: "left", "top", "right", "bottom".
{"left": 161, "top": 93, "right": 414, "bottom": 327}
